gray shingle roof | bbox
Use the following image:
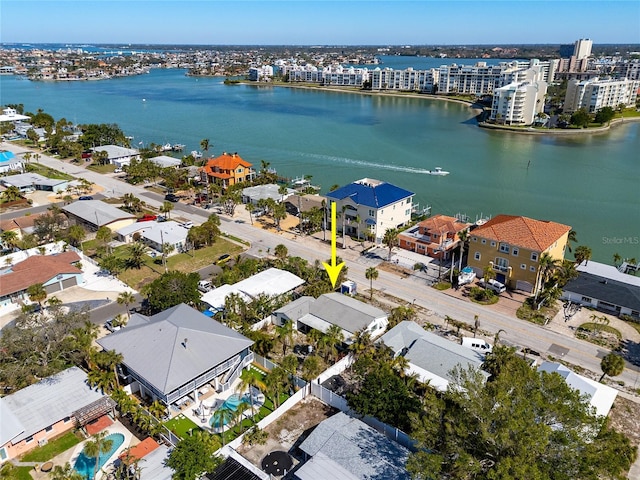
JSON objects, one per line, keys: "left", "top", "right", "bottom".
{"left": 96, "top": 304, "right": 253, "bottom": 395}
{"left": 297, "top": 412, "right": 411, "bottom": 480}
{"left": 308, "top": 293, "right": 386, "bottom": 334}
{"left": 564, "top": 272, "right": 640, "bottom": 312}
{"left": 1, "top": 367, "right": 106, "bottom": 444}
{"left": 63, "top": 200, "right": 135, "bottom": 227}
{"left": 273, "top": 296, "right": 314, "bottom": 322}
{"left": 380, "top": 321, "right": 486, "bottom": 382}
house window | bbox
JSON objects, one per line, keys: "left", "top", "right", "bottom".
{"left": 1, "top": 447, "right": 7, "bottom": 461}
{"left": 530, "top": 266, "right": 536, "bottom": 272}
{"left": 499, "top": 244, "right": 510, "bottom": 253}
{"left": 237, "top": 168, "right": 243, "bottom": 173}
{"left": 531, "top": 252, "right": 538, "bottom": 261}
{"left": 405, "top": 209, "right": 410, "bottom": 215}
{"left": 474, "top": 252, "right": 481, "bottom": 261}
{"left": 25, "top": 436, "right": 34, "bottom": 444}
{"left": 581, "top": 296, "right": 592, "bottom": 302}
{"left": 494, "top": 257, "right": 509, "bottom": 271}
{"left": 45, "top": 425, "right": 53, "bottom": 433}
{"left": 472, "top": 237, "right": 477, "bottom": 242}
{"left": 368, "top": 209, "right": 375, "bottom": 216}
{"left": 63, "top": 416, "right": 71, "bottom": 423}
{"left": 512, "top": 248, "right": 519, "bottom": 256}
{"left": 490, "top": 241, "right": 496, "bottom": 247}
{"left": 481, "top": 239, "right": 486, "bottom": 244}
{"left": 520, "top": 264, "right": 526, "bottom": 269}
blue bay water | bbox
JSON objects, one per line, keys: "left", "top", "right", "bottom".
{"left": 2, "top": 68, "right": 639, "bottom": 262}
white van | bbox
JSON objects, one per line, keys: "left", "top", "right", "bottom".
{"left": 198, "top": 280, "right": 212, "bottom": 292}
{"left": 478, "top": 278, "right": 506, "bottom": 294}
{"left": 461, "top": 337, "right": 493, "bottom": 354}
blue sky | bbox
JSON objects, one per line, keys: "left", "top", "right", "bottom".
{"left": 2, "top": 1, "right": 639, "bottom": 45}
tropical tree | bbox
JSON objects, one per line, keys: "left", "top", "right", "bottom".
{"left": 66, "top": 224, "right": 86, "bottom": 248}
{"left": 200, "top": 138, "right": 211, "bottom": 159}
{"left": 535, "top": 252, "right": 561, "bottom": 302}
{"left": 574, "top": 245, "right": 592, "bottom": 266}
{"left": 613, "top": 252, "right": 622, "bottom": 267}
{"left": 83, "top": 431, "right": 114, "bottom": 480}
{"left": 117, "top": 291, "right": 136, "bottom": 320}
{"left": 264, "top": 366, "right": 290, "bottom": 408}
{"left": 276, "top": 320, "right": 295, "bottom": 356}
{"left": 457, "top": 228, "right": 469, "bottom": 271}
{"left": 383, "top": 228, "right": 399, "bottom": 260}
{"left": 600, "top": 353, "right": 625, "bottom": 382}
{"left": 147, "top": 399, "right": 167, "bottom": 420}
{"left": 49, "top": 463, "right": 84, "bottom": 480}
{"left": 166, "top": 430, "right": 222, "bottom": 478}
{"left": 26, "top": 282, "right": 47, "bottom": 308}
{"left": 236, "top": 371, "right": 267, "bottom": 421}
{"left": 566, "top": 229, "right": 578, "bottom": 253}
{"left": 160, "top": 200, "right": 174, "bottom": 220}
{"left": 325, "top": 324, "right": 345, "bottom": 362}
{"left": 2, "top": 186, "right": 23, "bottom": 203}
{"left": 127, "top": 242, "right": 147, "bottom": 269}
{"left": 301, "top": 355, "right": 325, "bottom": 382}
{"left": 95, "top": 226, "right": 113, "bottom": 254}
{"left": 141, "top": 270, "right": 200, "bottom": 314}
{"left": 274, "top": 244, "right": 288, "bottom": 264}
{"left": 1, "top": 230, "right": 19, "bottom": 251}
{"left": 365, "top": 266, "right": 378, "bottom": 300}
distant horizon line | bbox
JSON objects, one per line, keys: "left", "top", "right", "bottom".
{"left": 2, "top": 42, "right": 639, "bottom": 48}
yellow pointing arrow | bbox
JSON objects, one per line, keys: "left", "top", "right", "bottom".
{"left": 323, "top": 201, "right": 345, "bottom": 288}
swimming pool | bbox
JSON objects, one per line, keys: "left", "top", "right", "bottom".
{"left": 73, "top": 432, "right": 125, "bottom": 480}
{"left": 209, "top": 394, "right": 247, "bottom": 428}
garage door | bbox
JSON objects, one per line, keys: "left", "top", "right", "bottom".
{"left": 45, "top": 283, "right": 61, "bottom": 294}
{"left": 515, "top": 280, "right": 534, "bottom": 293}
{"left": 61, "top": 277, "right": 78, "bottom": 289}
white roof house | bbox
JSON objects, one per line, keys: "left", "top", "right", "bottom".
{"left": 380, "top": 321, "right": 487, "bottom": 391}
{"left": 116, "top": 220, "right": 190, "bottom": 254}
{"left": 90, "top": 145, "right": 140, "bottom": 167}
{"left": 149, "top": 155, "right": 181, "bottom": 169}
{"left": 295, "top": 412, "right": 411, "bottom": 480}
{"left": 538, "top": 362, "right": 618, "bottom": 418}
{"left": 0, "top": 172, "right": 70, "bottom": 193}
{"left": 0, "top": 107, "right": 30, "bottom": 122}
{"left": 242, "top": 184, "right": 296, "bottom": 205}
{"left": 201, "top": 268, "right": 305, "bottom": 311}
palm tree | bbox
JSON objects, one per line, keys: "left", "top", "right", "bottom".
{"left": 349, "top": 329, "right": 374, "bottom": 360}
{"left": 1, "top": 230, "right": 19, "bottom": 251}
{"left": 473, "top": 315, "right": 480, "bottom": 338}
{"left": 26, "top": 282, "right": 47, "bottom": 309}
{"left": 49, "top": 462, "right": 84, "bottom": 480}
{"left": 383, "top": 228, "right": 399, "bottom": 261}
{"left": 117, "top": 291, "right": 136, "bottom": 320}
{"left": 83, "top": 431, "right": 114, "bottom": 480}
{"left": 325, "top": 324, "right": 345, "bottom": 362}
{"left": 2, "top": 185, "right": 23, "bottom": 202}
{"left": 613, "top": 252, "right": 622, "bottom": 267}
{"left": 276, "top": 320, "right": 295, "bottom": 356}
{"left": 236, "top": 372, "right": 267, "bottom": 422}
{"left": 101, "top": 349, "right": 124, "bottom": 389}
{"left": 233, "top": 402, "right": 249, "bottom": 434}
{"left": 200, "top": 138, "right": 211, "bottom": 159}
{"left": 599, "top": 353, "right": 625, "bottom": 382}
{"left": 274, "top": 244, "right": 288, "bottom": 264}
{"left": 211, "top": 406, "right": 234, "bottom": 441}
{"left": 457, "top": 229, "right": 469, "bottom": 271}
{"left": 148, "top": 399, "right": 167, "bottom": 420}
{"left": 566, "top": 229, "right": 578, "bottom": 253}
{"left": 535, "top": 252, "right": 561, "bottom": 300}
{"left": 160, "top": 201, "right": 174, "bottom": 220}
{"left": 365, "top": 266, "right": 378, "bottom": 300}
{"left": 574, "top": 245, "right": 592, "bottom": 267}
{"left": 127, "top": 242, "right": 147, "bottom": 269}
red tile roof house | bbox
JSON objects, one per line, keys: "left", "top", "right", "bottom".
{"left": 199, "top": 152, "right": 255, "bottom": 189}
{"left": 398, "top": 214, "right": 471, "bottom": 260}
{"left": 0, "top": 251, "right": 82, "bottom": 309}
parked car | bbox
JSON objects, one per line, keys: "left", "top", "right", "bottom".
{"left": 461, "top": 337, "right": 493, "bottom": 354}
{"left": 165, "top": 193, "right": 179, "bottom": 202}
{"left": 105, "top": 319, "right": 122, "bottom": 332}
{"left": 181, "top": 221, "right": 194, "bottom": 229}
{"left": 157, "top": 215, "right": 167, "bottom": 222}
{"left": 78, "top": 195, "right": 94, "bottom": 200}
{"left": 138, "top": 214, "right": 157, "bottom": 222}
{"left": 114, "top": 168, "right": 123, "bottom": 173}
{"left": 198, "top": 280, "right": 213, "bottom": 292}
{"left": 216, "top": 253, "right": 231, "bottom": 265}
{"left": 478, "top": 278, "right": 506, "bottom": 294}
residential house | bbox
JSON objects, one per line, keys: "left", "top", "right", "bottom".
{"left": 0, "top": 213, "right": 45, "bottom": 243}
{"left": 96, "top": 303, "right": 255, "bottom": 405}
{"left": 148, "top": 155, "right": 181, "bottom": 169}
{"left": 242, "top": 184, "right": 295, "bottom": 205}
{"left": 0, "top": 107, "right": 30, "bottom": 123}
{"left": 0, "top": 151, "right": 24, "bottom": 174}
{"left": 538, "top": 362, "right": 617, "bottom": 417}
{"left": 284, "top": 194, "right": 326, "bottom": 217}
{"left": 116, "top": 220, "right": 190, "bottom": 254}
{"left": 0, "top": 367, "right": 115, "bottom": 463}
{"left": 0, "top": 251, "right": 82, "bottom": 308}
{"left": 562, "top": 261, "right": 640, "bottom": 318}
{"left": 90, "top": 145, "right": 140, "bottom": 168}
{"left": 325, "top": 178, "right": 414, "bottom": 244}
{"left": 63, "top": 200, "right": 136, "bottom": 232}
{"left": 294, "top": 411, "right": 411, "bottom": 480}
{"left": 199, "top": 152, "right": 255, "bottom": 189}
{"left": 273, "top": 292, "right": 388, "bottom": 343}
{"left": 0, "top": 172, "right": 72, "bottom": 193}
{"left": 398, "top": 214, "right": 471, "bottom": 260}
{"left": 466, "top": 214, "right": 571, "bottom": 293}
{"left": 380, "top": 321, "right": 487, "bottom": 391}
{"left": 564, "top": 77, "right": 640, "bottom": 114}
{"left": 201, "top": 268, "right": 305, "bottom": 312}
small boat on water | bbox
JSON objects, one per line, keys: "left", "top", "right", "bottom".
{"left": 159, "top": 143, "right": 172, "bottom": 152}
{"left": 172, "top": 144, "right": 185, "bottom": 151}
{"left": 427, "top": 167, "right": 449, "bottom": 176}
{"left": 190, "top": 150, "right": 203, "bottom": 159}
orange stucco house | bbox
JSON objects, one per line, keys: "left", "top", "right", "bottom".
{"left": 399, "top": 214, "right": 471, "bottom": 260}
{"left": 199, "top": 152, "right": 255, "bottom": 189}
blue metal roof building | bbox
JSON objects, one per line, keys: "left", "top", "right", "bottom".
{"left": 326, "top": 178, "right": 414, "bottom": 208}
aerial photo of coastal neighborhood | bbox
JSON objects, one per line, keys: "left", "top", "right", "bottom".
{"left": 1, "top": 1, "right": 640, "bottom": 479}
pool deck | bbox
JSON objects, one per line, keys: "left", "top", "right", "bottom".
{"left": 175, "top": 378, "right": 265, "bottom": 434}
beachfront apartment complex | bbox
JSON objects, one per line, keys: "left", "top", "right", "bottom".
{"left": 490, "top": 80, "right": 548, "bottom": 125}
{"left": 466, "top": 214, "right": 571, "bottom": 294}
{"left": 325, "top": 178, "right": 414, "bottom": 245}
{"left": 563, "top": 77, "right": 640, "bottom": 113}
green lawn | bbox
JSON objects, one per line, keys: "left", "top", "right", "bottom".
{"left": 163, "top": 415, "right": 201, "bottom": 439}
{"left": 20, "top": 431, "right": 82, "bottom": 462}
{"left": 16, "top": 467, "right": 33, "bottom": 480}
{"left": 116, "top": 241, "right": 244, "bottom": 290}
{"left": 87, "top": 163, "right": 116, "bottom": 174}
{"left": 25, "top": 163, "right": 74, "bottom": 180}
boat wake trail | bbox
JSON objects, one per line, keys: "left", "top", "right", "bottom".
{"left": 299, "top": 152, "right": 434, "bottom": 174}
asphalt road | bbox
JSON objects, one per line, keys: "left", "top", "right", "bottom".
{"left": 4, "top": 143, "right": 640, "bottom": 391}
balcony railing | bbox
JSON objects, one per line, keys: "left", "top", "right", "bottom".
{"left": 493, "top": 264, "right": 509, "bottom": 273}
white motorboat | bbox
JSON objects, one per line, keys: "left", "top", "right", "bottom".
{"left": 427, "top": 167, "right": 449, "bottom": 176}
{"left": 172, "top": 143, "right": 185, "bottom": 151}
{"left": 190, "top": 150, "right": 203, "bottom": 159}
{"left": 160, "top": 143, "right": 172, "bottom": 152}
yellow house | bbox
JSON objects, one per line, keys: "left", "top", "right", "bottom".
{"left": 467, "top": 215, "right": 571, "bottom": 293}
